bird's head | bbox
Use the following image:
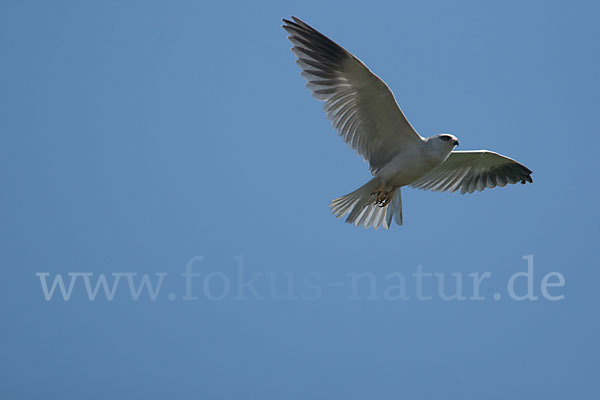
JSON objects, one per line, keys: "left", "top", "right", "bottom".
{"left": 435, "top": 133, "right": 459, "bottom": 148}
{"left": 424, "top": 133, "right": 460, "bottom": 161}
{"left": 430, "top": 133, "right": 459, "bottom": 149}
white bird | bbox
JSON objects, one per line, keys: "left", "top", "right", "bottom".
{"left": 282, "top": 16, "right": 533, "bottom": 229}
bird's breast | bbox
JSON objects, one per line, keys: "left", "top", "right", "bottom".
{"left": 377, "top": 151, "right": 445, "bottom": 187}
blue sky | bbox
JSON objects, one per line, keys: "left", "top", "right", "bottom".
{"left": 1, "top": 0, "right": 599, "bottom": 398}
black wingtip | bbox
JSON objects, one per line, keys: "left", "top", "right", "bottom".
{"left": 282, "top": 16, "right": 300, "bottom": 24}
{"left": 282, "top": 17, "right": 304, "bottom": 31}
{"left": 519, "top": 172, "right": 533, "bottom": 184}
{"left": 282, "top": 16, "right": 311, "bottom": 30}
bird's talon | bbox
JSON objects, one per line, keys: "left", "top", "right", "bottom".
{"left": 372, "top": 189, "right": 392, "bottom": 207}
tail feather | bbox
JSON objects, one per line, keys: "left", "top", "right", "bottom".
{"left": 387, "top": 187, "right": 403, "bottom": 227}
{"left": 329, "top": 179, "right": 403, "bottom": 229}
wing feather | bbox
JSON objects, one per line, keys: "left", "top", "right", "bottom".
{"left": 411, "top": 151, "right": 533, "bottom": 194}
{"left": 283, "top": 16, "right": 422, "bottom": 174}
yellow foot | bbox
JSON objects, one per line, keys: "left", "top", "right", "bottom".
{"left": 371, "top": 188, "right": 393, "bottom": 208}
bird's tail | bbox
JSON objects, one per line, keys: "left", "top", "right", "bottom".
{"left": 329, "top": 179, "right": 403, "bottom": 229}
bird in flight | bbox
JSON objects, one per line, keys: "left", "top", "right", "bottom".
{"left": 282, "top": 16, "right": 533, "bottom": 229}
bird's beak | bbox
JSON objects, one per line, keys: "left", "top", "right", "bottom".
{"left": 454, "top": 140, "right": 459, "bottom": 147}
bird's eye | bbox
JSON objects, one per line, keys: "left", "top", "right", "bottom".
{"left": 440, "top": 136, "right": 451, "bottom": 141}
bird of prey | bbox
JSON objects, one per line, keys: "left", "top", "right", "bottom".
{"left": 282, "top": 16, "right": 533, "bottom": 229}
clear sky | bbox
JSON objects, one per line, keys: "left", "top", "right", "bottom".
{"left": 2, "top": 0, "right": 599, "bottom": 398}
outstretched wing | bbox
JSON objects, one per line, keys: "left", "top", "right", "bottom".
{"left": 282, "top": 16, "right": 422, "bottom": 174}
{"left": 410, "top": 150, "right": 533, "bottom": 194}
